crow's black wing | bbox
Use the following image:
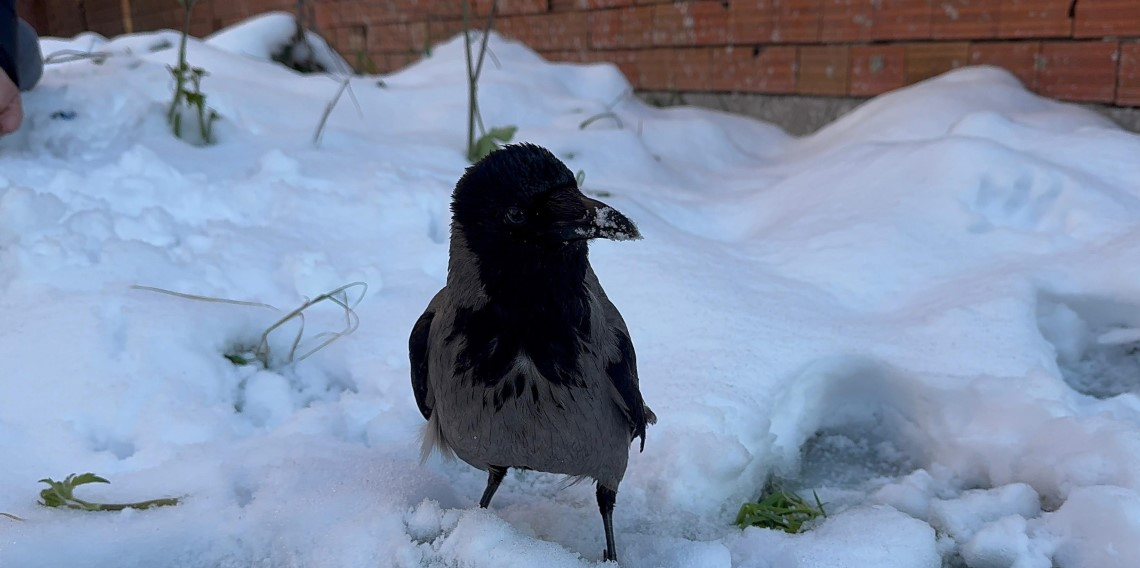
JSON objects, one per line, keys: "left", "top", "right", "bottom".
{"left": 409, "top": 303, "right": 436, "bottom": 421}
{"left": 607, "top": 324, "right": 651, "bottom": 450}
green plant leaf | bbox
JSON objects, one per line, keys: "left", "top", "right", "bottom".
{"left": 70, "top": 473, "right": 110, "bottom": 486}
{"left": 486, "top": 126, "right": 516, "bottom": 141}
{"left": 38, "top": 473, "right": 180, "bottom": 512}
{"left": 469, "top": 125, "right": 517, "bottom": 162}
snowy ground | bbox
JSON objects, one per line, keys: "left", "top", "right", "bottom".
{"left": 3, "top": 13, "right": 1140, "bottom": 568}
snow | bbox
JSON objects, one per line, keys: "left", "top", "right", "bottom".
{"left": 205, "top": 12, "right": 351, "bottom": 75}
{"left": 3, "top": 13, "right": 1140, "bottom": 567}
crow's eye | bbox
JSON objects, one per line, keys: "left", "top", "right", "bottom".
{"left": 505, "top": 206, "right": 525, "bottom": 225}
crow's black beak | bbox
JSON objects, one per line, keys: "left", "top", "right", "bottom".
{"left": 556, "top": 195, "right": 641, "bottom": 242}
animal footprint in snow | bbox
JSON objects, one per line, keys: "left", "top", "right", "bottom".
{"left": 968, "top": 173, "right": 1062, "bottom": 234}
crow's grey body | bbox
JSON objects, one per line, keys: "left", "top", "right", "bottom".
{"left": 409, "top": 143, "right": 652, "bottom": 562}
{"left": 419, "top": 233, "right": 634, "bottom": 489}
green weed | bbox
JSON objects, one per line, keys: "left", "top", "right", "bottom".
{"left": 735, "top": 487, "right": 827, "bottom": 533}
{"left": 132, "top": 282, "right": 367, "bottom": 370}
{"left": 462, "top": 0, "right": 516, "bottom": 162}
{"left": 469, "top": 126, "right": 516, "bottom": 162}
{"left": 167, "top": 0, "right": 219, "bottom": 145}
{"left": 39, "top": 473, "right": 179, "bottom": 512}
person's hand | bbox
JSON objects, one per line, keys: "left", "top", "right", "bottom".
{"left": 0, "top": 69, "right": 23, "bottom": 135}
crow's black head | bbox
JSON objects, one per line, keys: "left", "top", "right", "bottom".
{"left": 451, "top": 143, "right": 640, "bottom": 251}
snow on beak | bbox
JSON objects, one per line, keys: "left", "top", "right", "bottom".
{"left": 559, "top": 195, "right": 641, "bottom": 242}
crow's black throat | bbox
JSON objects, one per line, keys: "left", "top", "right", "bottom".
{"left": 448, "top": 240, "right": 593, "bottom": 409}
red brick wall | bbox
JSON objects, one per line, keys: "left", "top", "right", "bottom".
{"left": 26, "top": 0, "right": 1140, "bottom": 106}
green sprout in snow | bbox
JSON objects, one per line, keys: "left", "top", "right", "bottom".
{"left": 38, "top": 473, "right": 180, "bottom": 512}
{"left": 167, "top": 0, "right": 219, "bottom": 145}
{"left": 735, "top": 487, "right": 827, "bottom": 533}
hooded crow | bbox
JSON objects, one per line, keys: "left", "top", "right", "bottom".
{"left": 410, "top": 143, "right": 654, "bottom": 562}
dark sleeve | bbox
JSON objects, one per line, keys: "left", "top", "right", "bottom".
{"left": 0, "top": 0, "right": 18, "bottom": 88}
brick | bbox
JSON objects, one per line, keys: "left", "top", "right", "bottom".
{"left": 365, "top": 51, "right": 392, "bottom": 73}
{"left": 41, "top": 0, "right": 87, "bottom": 38}
{"left": 798, "top": 45, "right": 850, "bottom": 95}
{"left": 635, "top": 49, "right": 673, "bottom": 89}
{"left": 969, "top": 41, "right": 1040, "bottom": 88}
{"left": 313, "top": 4, "right": 338, "bottom": 29}
{"left": 550, "top": 0, "right": 588, "bottom": 11}
{"left": 653, "top": 2, "right": 692, "bottom": 45}
{"left": 586, "top": 0, "right": 637, "bottom": 7}
{"left": 85, "top": 1, "right": 130, "bottom": 37}
{"left": 369, "top": 22, "right": 428, "bottom": 53}
{"left": 1074, "top": 0, "right": 1140, "bottom": 38}
{"left": 521, "top": 12, "right": 591, "bottom": 51}
{"left": 872, "top": 0, "right": 932, "bottom": 40}
{"left": 1037, "top": 41, "right": 1120, "bottom": 102}
{"left": 672, "top": 47, "right": 714, "bottom": 90}
{"left": 650, "top": 1, "right": 729, "bottom": 46}
{"left": 850, "top": 44, "right": 905, "bottom": 96}
{"left": 318, "top": 1, "right": 435, "bottom": 27}
{"left": 904, "top": 41, "right": 969, "bottom": 83}
{"left": 588, "top": 5, "right": 655, "bottom": 49}
{"left": 428, "top": 18, "right": 468, "bottom": 45}
{"left": 709, "top": 45, "right": 797, "bottom": 92}
{"left": 474, "top": 0, "right": 550, "bottom": 17}
{"left": 334, "top": 24, "right": 369, "bottom": 53}
{"left": 730, "top": 0, "right": 774, "bottom": 44}
{"left": 134, "top": 7, "right": 182, "bottom": 33}
{"left": 541, "top": 50, "right": 588, "bottom": 62}
{"left": 385, "top": 51, "right": 422, "bottom": 73}
{"left": 588, "top": 9, "right": 623, "bottom": 48}
{"left": 772, "top": 0, "right": 822, "bottom": 43}
{"left": 820, "top": 0, "right": 875, "bottom": 43}
{"left": 326, "top": 0, "right": 417, "bottom": 25}
{"left": 188, "top": 2, "right": 217, "bottom": 37}
{"left": 425, "top": 0, "right": 466, "bottom": 19}
{"left": 607, "top": 6, "right": 655, "bottom": 49}
{"left": 1119, "top": 43, "right": 1140, "bottom": 105}
{"left": 999, "top": 0, "right": 1072, "bottom": 38}
{"left": 931, "top": 0, "right": 1000, "bottom": 39}
{"left": 689, "top": 1, "right": 733, "bottom": 45}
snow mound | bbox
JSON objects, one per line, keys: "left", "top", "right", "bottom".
{"left": 206, "top": 11, "right": 351, "bottom": 75}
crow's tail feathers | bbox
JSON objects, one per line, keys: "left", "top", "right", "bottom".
{"left": 419, "top": 414, "right": 456, "bottom": 463}
{"left": 636, "top": 404, "right": 657, "bottom": 452}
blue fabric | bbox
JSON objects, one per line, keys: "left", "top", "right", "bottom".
{"left": 15, "top": 17, "right": 40, "bottom": 90}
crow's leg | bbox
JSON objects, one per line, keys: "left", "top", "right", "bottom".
{"left": 479, "top": 465, "right": 508, "bottom": 508}
{"left": 596, "top": 484, "right": 618, "bottom": 562}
